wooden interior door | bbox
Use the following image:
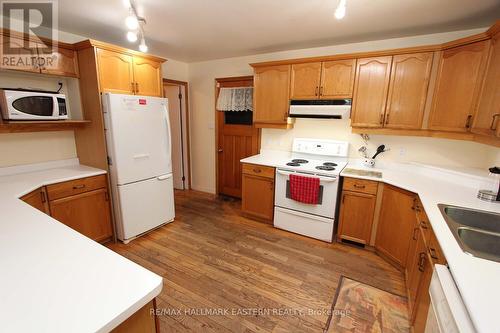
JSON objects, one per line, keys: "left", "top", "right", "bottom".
{"left": 351, "top": 56, "right": 393, "bottom": 128}
{"left": 320, "top": 59, "right": 356, "bottom": 99}
{"left": 385, "top": 52, "right": 433, "bottom": 129}
{"left": 217, "top": 77, "right": 260, "bottom": 198}
{"left": 133, "top": 56, "right": 162, "bottom": 97}
{"left": 96, "top": 48, "right": 134, "bottom": 94}
{"left": 429, "top": 40, "right": 491, "bottom": 132}
{"left": 290, "top": 62, "right": 322, "bottom": 99}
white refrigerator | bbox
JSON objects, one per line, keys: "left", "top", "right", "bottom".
{"left": 102, "top": 93, "right": 175, "bottom": 243}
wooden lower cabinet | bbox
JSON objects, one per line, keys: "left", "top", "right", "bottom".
{"left": 50, "top": 188, "right": 113, "bottom": 242}
{"left": 241, "top": 163, "right": 275, "bottom": 222}
{"left": 338, "top": 190, "right": 376, "bottom": 244}
{"left": 20, "top": 175, "right": 113, "bottom": 243}
{"left": 21, "top": 187, "right": 50, "bottom": 214}
{"left": 412, "top": 252, "right": 434, "bottom": 333}
{"left": 406, "top": 225, "right": 428, "bottom": 320}
{"left": 375, "top": 185, "right": 416, "bottom": 268}
{"left": 112, "top": 299, "right": 158, "bottom": 333}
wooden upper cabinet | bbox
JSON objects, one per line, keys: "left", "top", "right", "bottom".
{"left": 385, "top": 52, "right": 433, "bottom": 129}
{"left": 472, "top": 34, "right": 500, "bottom": 137}
{"left": 290, "top": 62, "right": 322, "bottom": 99}
{"left": 429, "top": 40, "right": 491, "bottom": 132}
{"left": 97, "top": 48, "right": 135, "bottom": 94}
{"left": 375, "top": 185, "right": 416, "bottom": 268}
{"left": 351, "top": 56, "right": 393, "bottom": 128}
{"left": 133, "top": 56, "right": 162, "bottom": 97}
{"left": 0, "top": 34, "right": 39, "bottom": 72}
{"left": 38, "top": 46, "right": 79, "bottom": 77}
{"left": 320, "top": 59, "right": 356, "bottom": 99}
{"left": 254, "top": 65, "right": 291, "bottom": 125}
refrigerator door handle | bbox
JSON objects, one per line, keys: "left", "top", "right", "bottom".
{"left": 163, "top": 105, "right": 172, "bottom": 160}
{"left": 157, "top": 174, "right": 173, "bottom": 181}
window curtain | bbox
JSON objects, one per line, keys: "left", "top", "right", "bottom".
{"left": 216, "top": 87, "right": 253, "bottom": 112}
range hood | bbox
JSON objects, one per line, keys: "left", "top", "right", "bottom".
{"left": 289, "top": 99, "right": 351, "bottom": 119}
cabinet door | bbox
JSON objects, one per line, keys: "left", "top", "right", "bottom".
{"left": 351, "top": 56, "right": 392, "bottom": 127}
{"left": 96, "top": 49, "right": 134, "bottom": 94}
{"left": 254, "top": 65, "right": 291, "bottom": 125}
{"left": 38, "top": 46, "right": 79, "bottom": 77}
{"left": 412, "top": 253, "right": 433, "bottom": 333}
{"left": 0, "top": 34, "right": 39, "bottom": 73}
{"left": 385, "top": 53, "right": 433, "bottom": 129}
{"left": 21, "top": 187, "right": 49, "bottom": 214}
{"left": 290, "top": 62, "right": 322, "bottom": 99}
{"left": 406, "top": 227, "right": 427, "bottom": 322}
{"left": 338, "top": 191, "right": 376, "bottom": 244}
{"left": 429, "top": 40, "right": 491, "bottom": 132}
{"left": 133, "top": 56, "right": 162, "bottom": 97}
{"left": 320, "top": 59, "right": 356, "bottom": 99}
{"left": 375, "top": 185, "right": 416, "bottom": 268}
{"left": 472, "top": 34, "right": 500, "bottom": 137}
{"left": 242, "top": 174, "right": 274, "bottom": 222}
{"left": 49, "top": 188, "right": 113, "bottom": 242}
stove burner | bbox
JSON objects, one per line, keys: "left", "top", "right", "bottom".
{"left": 286, "top": 162, "right": 300, "bottom": 167}
{"left": 291, "top": 159, "right": 309, "bottom": 164}
{"left": 316, "top": 165, "right": 335, "bottom": 171}
{"left": 323, "top": 162, "right": 338, "bottom": 167}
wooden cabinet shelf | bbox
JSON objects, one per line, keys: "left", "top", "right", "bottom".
{"left": 0, "top": 120, "right": 91, "bottom": 133}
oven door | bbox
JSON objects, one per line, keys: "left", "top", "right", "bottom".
{"left": 5, "top": 93, "right": 58, "bottom": 120}
{"left": 274, "top": 168, "right": 339, "bottom": 218}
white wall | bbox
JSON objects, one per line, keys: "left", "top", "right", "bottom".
{"left": 187, "top": 27, "right": 498, "bottom": 194}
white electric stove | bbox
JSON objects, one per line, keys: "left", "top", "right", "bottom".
{"left": 274, "top": 138, "right": 349, "bottom": 242}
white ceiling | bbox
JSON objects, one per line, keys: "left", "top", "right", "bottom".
{"left": 57, "top": 0, "right": 500, "bottom": 62}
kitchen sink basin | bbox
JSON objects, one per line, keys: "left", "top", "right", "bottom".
{"left": 439, "top": 204, "right": 500, "bottom": 263}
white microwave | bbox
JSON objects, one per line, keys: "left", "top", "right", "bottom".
{"left": 0, "top": 89, "right": 68, "bottom": 120}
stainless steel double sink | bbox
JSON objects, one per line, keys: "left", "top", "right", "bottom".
{"left": 439, "top": 204, "right": 500, "bottom": 263}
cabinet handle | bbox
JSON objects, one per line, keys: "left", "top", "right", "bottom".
{"left": 429, "top": 247, "right": 438, "bottom": 260}
{"left": 320, "top": 86, "right": 324, "bottom": 96}
{"left": 283, "top": 112, "right": 288, "bottom": 121}
{"left": 73, "top": 184, "right": 86, "bottom": 190}
{"left": 418, "top": 252, "right": 426, "bottom": 272}
{"left": 412, "top": 227, "right": 419, "bottom": 240}
{"left": 40, "top": 191, "right": 47, "bottom": 203}
{"left": 131, "top": 82, "right": 136, "bottom": 93}
{"left": 490, "top": 113, "right": 500, "bottom": 130}
{"left": 315, "top": 86, "right": 319, "bottom": 96}
{"left": 379, "top": 113, "right": 384, "bottom": 125}
{"left": 420, "top": 220, "right": 428, "bottom": 229}
{"left": 253, "top": 168, "right": 262, "bottom": 173}
{"left": 411, "top": 198, "right": 417, "bottom": 210}
{"left": 353, "top": 184, "right": 365, "bottom": 189}
{"left": 135, "top": 82, "right": 139, "bottom": 94}
{"left": 465, "top": 115, "right": 473, "bottom": 129}
{"left": 385, "top": 113, "right": 390, "bottom": 125}
{"left": 105, "top": 191, "right": 110, "bottom": 202}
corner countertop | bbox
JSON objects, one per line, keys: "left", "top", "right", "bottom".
{"left": 241, "top": 151, "right": 500, "bottom": 333}
{"left": 0, "top": 159, "right": 163, "bottom": 333}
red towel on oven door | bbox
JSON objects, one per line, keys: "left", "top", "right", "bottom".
{"left": 289, "top": 174, "right": 320, "bottom": 204}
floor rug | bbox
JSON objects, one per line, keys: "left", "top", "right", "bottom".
{"left": 325, "top": 276, "right": 409, "bottom": 333}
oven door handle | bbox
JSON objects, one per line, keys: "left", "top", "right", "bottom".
{"left": 277, "top": 170, "right": 337, "bottom": 182}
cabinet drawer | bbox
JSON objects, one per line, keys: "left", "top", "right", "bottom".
{"left": 47, "top": 174, "right": 107, "bottom": 201}
{"left": 343, "top": 177, "right": 378, "bottom": 195}
{"left": 242, "top": 163, "right": 275, "bottom": 179}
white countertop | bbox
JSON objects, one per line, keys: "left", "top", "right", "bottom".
{"left": 0, "top": 159, "right": 163, "bottom": 333}
{"left": 241, "top": 151, "right": 500, "bottom": 333}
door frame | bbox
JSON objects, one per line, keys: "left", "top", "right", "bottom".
{"left": 163, "top": 78, "right": 191, "bottom": 190}
{"left": 214, "top": 75, "right": 258, "bottom": 196}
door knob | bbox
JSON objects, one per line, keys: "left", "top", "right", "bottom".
{"left": 218, "top": 148, "right": 223, "bottom": 153}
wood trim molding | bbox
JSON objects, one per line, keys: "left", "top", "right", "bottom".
{"left": 162, "top": 78, "right": 192, "bottom": 190}
{"left": 73, "top": 39, "right": 166, "bottom": 63}
{"left": 0, "top": 28, "right": 76, "bottom": 49}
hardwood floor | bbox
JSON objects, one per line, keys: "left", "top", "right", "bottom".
{"left": 107, "top": 190, "right": 406, "bottom": 333}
